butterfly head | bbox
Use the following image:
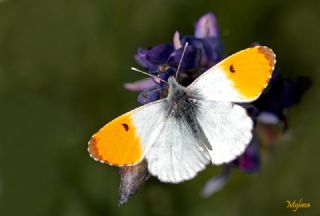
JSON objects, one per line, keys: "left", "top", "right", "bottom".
{"left": 168, "top": 76, "right": 185, "bottom": 95}
{"left": 168, "top": 76, "right": 179, "bottom": 87}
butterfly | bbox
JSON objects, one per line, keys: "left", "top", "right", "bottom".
{"left": 88, "top": 46, "right": 276, "bottom": 183}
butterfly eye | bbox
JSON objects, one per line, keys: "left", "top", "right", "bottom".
{"left": 122, "top": 123, "right": 129, "bottom": 131}
{"left": 229, "top": 64, "right": 235, "bottom": 73}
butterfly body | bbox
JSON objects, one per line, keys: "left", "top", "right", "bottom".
{"left": 166, "top": 77, "right": 212, "bottom": 150}
{"left": 88, "top": 46, "right": 276, "bottom": 183}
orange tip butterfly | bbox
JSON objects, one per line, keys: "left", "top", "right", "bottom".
{"left": 88, "top": 46, "right": 276, "bottom": 183}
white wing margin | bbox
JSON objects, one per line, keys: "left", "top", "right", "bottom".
{"left": 196, "top": 100, "right": 253, "bottom": 164}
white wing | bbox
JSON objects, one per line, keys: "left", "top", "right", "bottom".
{"left": 196, "top": 100, "right": 253, "bottom": 164}
{"left": 146, "top": 116, "right": 211, "bottom": 183}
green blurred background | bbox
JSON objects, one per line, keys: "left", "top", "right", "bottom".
{"left": 0, "top": 0, "right": 319, "bottom": 215}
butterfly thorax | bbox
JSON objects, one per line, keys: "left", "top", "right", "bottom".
{"left": 166, "top": 77, "right": 212, "bottom": 150}
{"left": 166, "top": 77, "right": 198, "bottom": 117}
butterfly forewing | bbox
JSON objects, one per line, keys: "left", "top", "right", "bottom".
{"left": 88, "top": 100, "right": 166, "bottom": 166}
{"left": 188, "top": 46, "right": 276, "bottom": 102}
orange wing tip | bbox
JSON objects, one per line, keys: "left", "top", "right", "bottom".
{"left": 256, "top": 46, "right": 276, "bottom": 69}
{"left": 256, "top": 46, "right": 277, "bottom": 90}
{"left": 87, "top": 136, "right": 124, "bottom": 166}
{"left": 87, "top": 127, "right": 143, "bottom": 167}
{"left": 88, "top": 136, "right": 105, "bottom": 164}
{"left": 218, "top": 45, "right": 276, "bottom": 101}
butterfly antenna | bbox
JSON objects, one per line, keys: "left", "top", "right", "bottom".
{"left": 131, "top": 67, "right": 168, "bottom": 83}
{"left": 175, "top": 42, "right": 189, "bottom": 79}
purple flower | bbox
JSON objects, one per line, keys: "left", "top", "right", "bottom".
{"left": 125, "top": 12, "right": 223, "bottom": 104}
{"left": 135, "top": 44, "right": 174, "bottom": 71}
{"left": 232, "top": 137, "right": 260, "bottom": 173}
{"left": 253, "top": 71, "right": 311, "bottom": 131}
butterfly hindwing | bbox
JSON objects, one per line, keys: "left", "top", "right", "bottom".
{"left": 196, "top": 100, "right": 253, "bottom": 164}
{"left": 146, "top": 115, "right": 211, "bottom": 183}
{"left": 188, "top": 46, "right": 275, "bottom": 102}
{"left": 88, "top": 100, "right": 166, "bottom": 166}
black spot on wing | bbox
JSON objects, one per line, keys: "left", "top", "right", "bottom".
{"left": 122, "top": 123, "right": 129, "bottom": 131}
{"left": 230, "top": 64, "right": 235, "bottom": 73}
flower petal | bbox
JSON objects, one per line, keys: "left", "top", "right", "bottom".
{"left": 201, "top": 166, "right": 231, "bottom": 197}
{"left": 135, "top": 48, "right": 157, "bottom": 70}
{"left": 146, "top": 44, "right": 174, "bottom": 65}
{"left": 256, "top": 112, "right": 280, "bottom": 124}
{"left": 181, "top": 36, "right": 223, "bottom": 68}
{"left": 167, "top": 46, "right": 200, "bottom": 71}
{"left": 194, "top": 12, "right": 219, "bottom": 38}
{"left": 137, "top": 87, "right": 162, "bottom": 104}
{"left": 124, "top": 78, "right": 157, "bottom": 92}
{"left": 173, "top": 31, "right": 182, "bottom": 49}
